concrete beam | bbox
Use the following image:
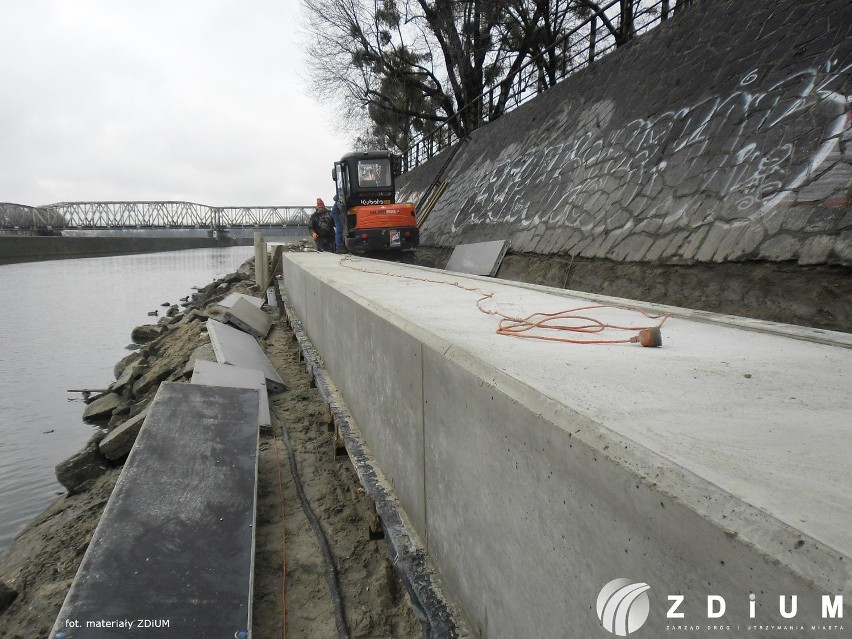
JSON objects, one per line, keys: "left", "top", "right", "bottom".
{"left": 281, "top": 252, "right": 852, "bottom": 638}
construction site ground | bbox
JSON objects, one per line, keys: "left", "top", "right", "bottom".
{"left": 0, "top": 270, "right": 421, "bottom": 639}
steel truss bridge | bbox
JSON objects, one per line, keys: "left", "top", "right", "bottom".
{"left": 0, "top": 201, "right": 313, "bottom": 230}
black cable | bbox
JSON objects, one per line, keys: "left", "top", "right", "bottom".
{"left": 276, "top": 407, "right": 350, "bottom": 639}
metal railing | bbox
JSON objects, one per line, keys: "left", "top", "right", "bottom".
{"left": 0, "top": 201, "right": 313, "bottom": 230}
{"left": 403, "top": 0, "right": 684, "bottom": 171}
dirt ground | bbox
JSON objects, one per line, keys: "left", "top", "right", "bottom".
{"left": 407, "top": 247, "right": 852, "bottom": 333}
{"left": 253, "top": 315, "right": 421, "bottom": 639}
{"left": 0, "top": 263, "right": 420, "bottom": 639}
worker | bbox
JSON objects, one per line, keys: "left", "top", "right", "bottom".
{"left": 330, "top": 195, "right": 347, "bottom": 253}
{"left": 309, "top": 198, "right": 335, "bottom": 252}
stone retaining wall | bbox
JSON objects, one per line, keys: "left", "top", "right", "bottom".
{"left": 398, "top": 0, "right": 852, "bottom": 266}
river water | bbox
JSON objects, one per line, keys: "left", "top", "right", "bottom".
{"left": 0, "top": 246, "right": 254, "bottom": 555}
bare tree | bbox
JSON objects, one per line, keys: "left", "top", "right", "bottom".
{"left": 302, "top": 0, "right": 676, "bottom": 151}
{"left": 302, "top": 0, "right": 583, "bottom": 149}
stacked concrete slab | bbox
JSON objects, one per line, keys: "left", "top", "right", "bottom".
{"left": 282, "top": 252, "right": 851, "bottom": 638}
{"left": 207, "top": 319, "right": 284, "bottom": 392}
{"left": 52, "top": 295, "right": 285, "bottom": 636}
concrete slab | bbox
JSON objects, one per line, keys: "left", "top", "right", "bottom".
{"left": 206, "top": 319, "right": 285, "bottom": 392}
{"left": 218, "top": 291, "right": 265, "bottom": 310}
{"left": 191, "top": 359, "right": 271, "bottom": 429}
{"left": 224, "top": 296, "right": 273, "bottom": 338}
{"left": 179, "top": 342, "right": 216, "bottom": 377}
{"left": 281, "top": 252, "right": 852, "bottom": 638}
{"left": 444, "top": 239, "right": 509, "bottom": 276}
{"left": 50, "top": 383, "right": 260, "bottom": 638}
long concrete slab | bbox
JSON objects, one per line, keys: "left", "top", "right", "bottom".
{"left": 281, "top": 252, "right": 852, "bottom": 638}
{"left": 206, "top": 319, "right": 284, "bottom": 392}
{"left": 50, "top": 383, "right": 260, "bottom": 638}
{"left": 191, "top": 359, "right": 271, "bottom": 429}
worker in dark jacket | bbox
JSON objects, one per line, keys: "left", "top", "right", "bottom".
{"left": 310, "top": 198, "right": 335, "bottom": 252}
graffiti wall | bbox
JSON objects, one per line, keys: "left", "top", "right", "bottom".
{"left": 398, "top": 0, "right": 852, "bottom": 266}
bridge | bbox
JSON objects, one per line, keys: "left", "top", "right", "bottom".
{"left": 0, "top": 201, "right": 313, "bottom": 232}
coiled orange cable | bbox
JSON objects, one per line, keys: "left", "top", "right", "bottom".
{"left": 338, "top": 255, "right": 670, "bottom": 345}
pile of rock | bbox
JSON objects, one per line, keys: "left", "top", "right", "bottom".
{"left": 55, "top": 259, "right": 260, "bottom": 495}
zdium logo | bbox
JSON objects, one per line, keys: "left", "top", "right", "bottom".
{"left": 596, "top": 578, "right": 651, "bottom": 636}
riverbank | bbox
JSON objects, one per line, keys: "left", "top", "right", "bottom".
{"left": 0, "top": 256, "right": 420, "bottom": 638}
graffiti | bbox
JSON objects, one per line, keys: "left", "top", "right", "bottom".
{"left": 449, "top": 62, "right": 851, "bottom": 239}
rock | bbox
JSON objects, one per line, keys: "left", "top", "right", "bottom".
{"left": 111, "top": 359, "right": 146, "bottom": 393}
{"left": 128, "top": 401, "right": 148, "bottom": 419}
{"left": 131, "top": 324, "right": 164, "bottom": 344}
{"left": 99, "top": 410, "right": 148, "bottom": 460}
{"left": 113, "top": 351, "right": 142, "bottom": 379}
{"left": 131, "top": 363, "right": 176, "bottom": 397}
{"left": 0, "top": 580, "right": 17, "bottom": 615}
{"left": 156, "top": 315, "right": 176, "bottom": 327}
{"left": 82, "top": 392, "right": 123, "bottom": 422}
{"left": 237, "top": 258, "right": 254, "bottom": 277}
{"left": 106, "top": 401, "right": 133, "bottom": 429}
{"left": 166, "top": 304, "right": 180, "bottom": 317}
{"left": 177, "top": 309, "right": 206, "bottom": 325}
{"left": 55, "top": 434, "right": 111, "bottom": 495}
{"left": 181, "top": 342, "right": 217, "bottom": 377}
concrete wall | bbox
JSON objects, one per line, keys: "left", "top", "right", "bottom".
{"left": 282, "top": 255, "right": 850, "bottom": 638}
{"left": 398, "top": 0, "right": 852, "bottom": 266}
{"left": 0, "top": 236, "right": 241, "bottom": 264}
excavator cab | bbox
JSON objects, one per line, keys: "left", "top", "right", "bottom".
{"left": 332, "top": 150, "right": 418, "bottom": 252}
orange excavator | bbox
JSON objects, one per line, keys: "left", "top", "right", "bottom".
{"left": 332, "top": 150, "right": 419, "bottom": 252}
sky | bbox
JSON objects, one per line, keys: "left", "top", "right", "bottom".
{"left": 0, "top": 0, "right": 348, "bottom": 207}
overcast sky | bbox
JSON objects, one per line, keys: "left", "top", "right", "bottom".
{"left": 0, "top": 0, "right": 348, "bottom": 207}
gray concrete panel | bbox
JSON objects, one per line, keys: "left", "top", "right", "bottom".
{"left": 224, "top": 297, "right": 273, "bottom": 339}
{"left": 280, "top": 252, "right": 852, "bottom": 637}
{"left": 206, "top": 319, "right": 284, "bottom": 392}
{"left": 191, "top": 359, "right": 270, "bottom": 428}
{"left": 50, "top": 383, "right": 260, "bottom": 638}
{"left": 444, "top": 239, "right": 509, "bottom": 277}
{"left": 218, "top": 292, "right": 265, "bottom": 310}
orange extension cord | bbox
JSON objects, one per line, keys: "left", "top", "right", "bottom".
{"left": 339, "top": 255, "right": 670, "bottom": 346}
